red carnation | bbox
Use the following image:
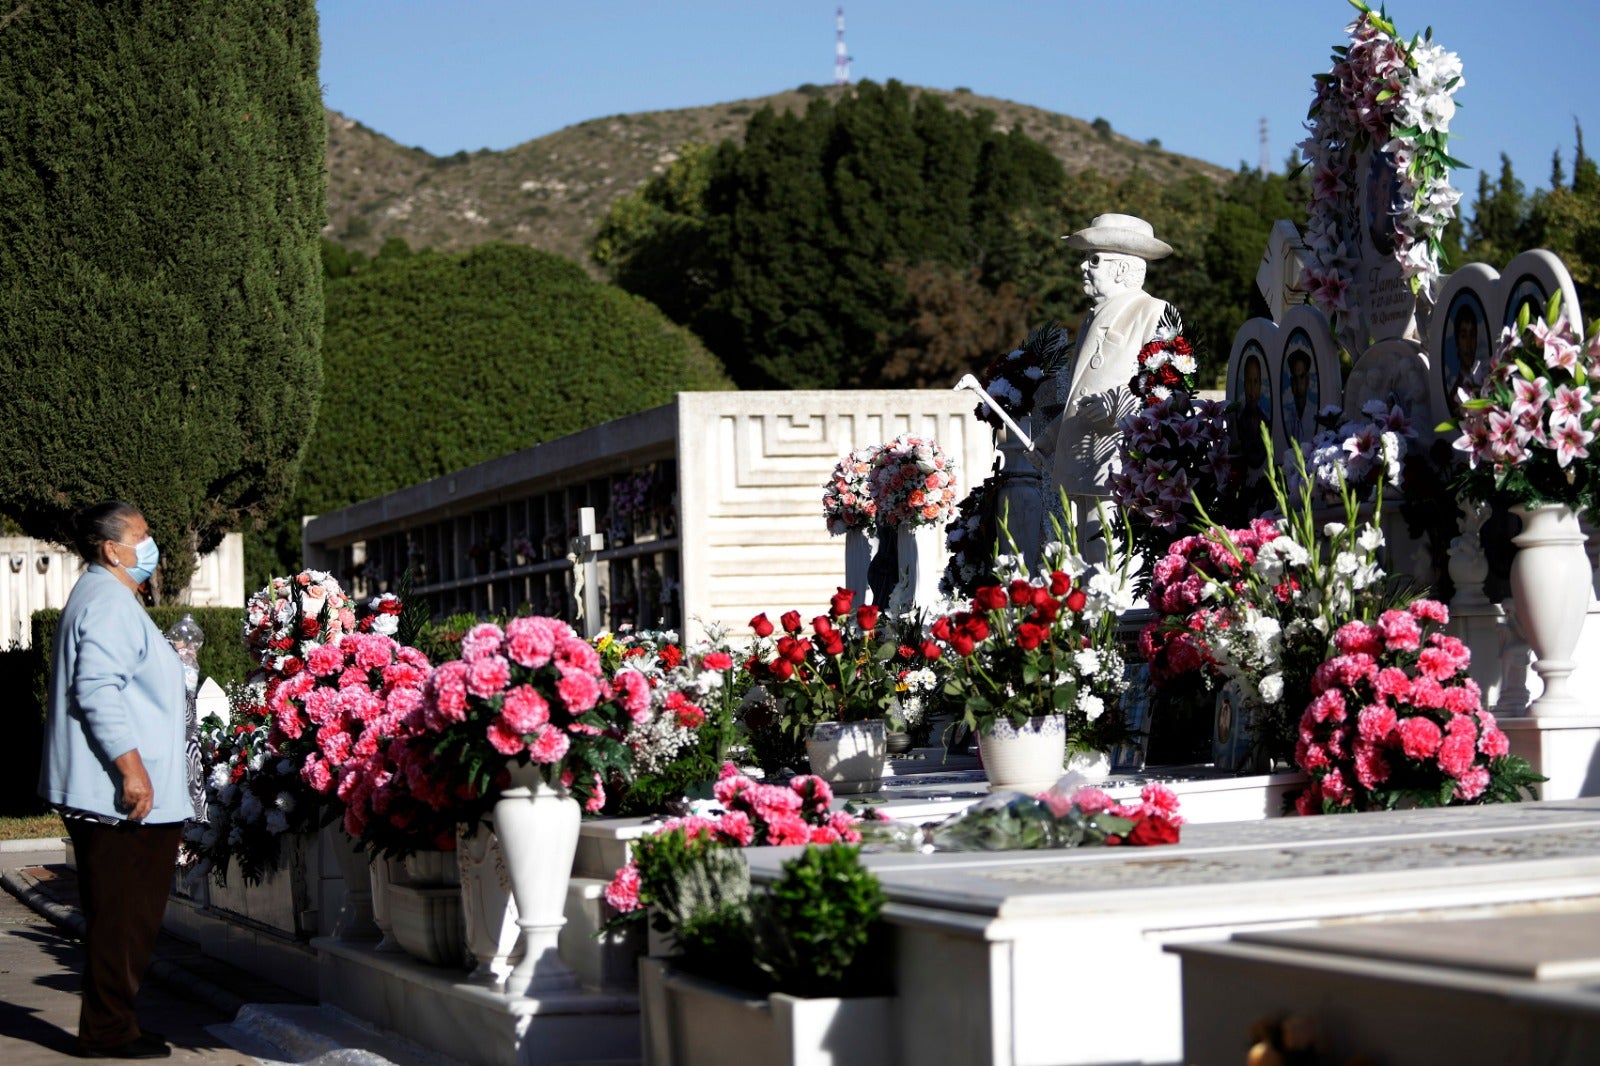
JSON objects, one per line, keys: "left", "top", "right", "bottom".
{"left": 658, "top": 645, "right": 683, "bottom": 670}
{"left": 301, "top": 616, "right": 320, "bottom": 638}
{"left": 919, "top": 641, "right": 942, "bottom": 661}
{"left": 1127, "top": 816, "right": 1180, "bottom": 846}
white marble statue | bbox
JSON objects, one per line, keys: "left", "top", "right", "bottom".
{"left": 1040, "top": 213, "right": 1176, "bottom": 559}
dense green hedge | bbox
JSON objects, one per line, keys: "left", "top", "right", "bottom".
{"left": 1, "top": 607, "right": 250, "bottom": 815}
{"left": 250, "top": 241, "right": 733, "bottom": 582}
{"left": 0, "top": 1, "right": 326, "bottom": 599}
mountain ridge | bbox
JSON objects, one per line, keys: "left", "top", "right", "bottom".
{"left": 325, "top": 83, "right": 1234, "bottom": 270}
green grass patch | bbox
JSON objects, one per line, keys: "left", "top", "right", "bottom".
{"left": 0, "top": 812, "right": 64, "bottom": 842}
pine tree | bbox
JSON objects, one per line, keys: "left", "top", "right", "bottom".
{"left": 0, "top": 1, "right": 325, "bottom": 598}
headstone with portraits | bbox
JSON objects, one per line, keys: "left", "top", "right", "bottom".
{"left": 1224, "top": 307, "right": 1342, "bottom": 477}
{"left": 1351, "top": 147, "right": 1422, "bottom": 345}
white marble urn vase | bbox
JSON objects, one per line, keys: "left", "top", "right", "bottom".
{"left": 494, "top": 761, "right": 580, "bottom": 996}
{"left": 1511, "top": 503, "right": 1593, "bottom": 716}
{"left": 327, "top": 828, "right": 376, "bottom": 940}
{"left": 368, "top": 857, "right": 404, "bottom": 953}
{"left": 978, "top": 714, "right": 1065, "bottom": 793}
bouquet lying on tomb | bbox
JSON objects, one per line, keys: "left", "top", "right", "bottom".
{"left": 1296, "top": 399, "right": 1415, "bottom": 504}
{"left": 856, "top": 780, "right": 1183, "bottom": 852}
{"left": 1297, "top": 599, "right": 1543, "bottom": 813}
{"left": 1451, "top": 297, "right": 1600, "bottom": 512}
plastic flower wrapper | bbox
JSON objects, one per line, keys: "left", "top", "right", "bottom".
{"left": 853, "top": 776, "right": 1182, "bottom": 853}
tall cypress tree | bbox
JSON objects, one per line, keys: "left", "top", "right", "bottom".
{"left": 0, "top": 1, "right": 325, "bottom": 599}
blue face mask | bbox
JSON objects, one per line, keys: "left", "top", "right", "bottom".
{"left": 116, "top": 536, "right": 161, "bottom": 584}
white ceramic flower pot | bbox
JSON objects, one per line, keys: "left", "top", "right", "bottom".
{"left": 457, "top": 820, "right": 523, "bottom": 983}
{"left": 978, "top": 714, "right": 1066, "bottom": 793}
{"left": 1511, "top": 503, "right": 1593, "bottom": 716}
{"left": 807, "top": 719, "right": 887, "bottom": 795}
{"left": 494, "top": 761, "right": 580, "bottom": 996}
{"left": 639, "top": 957, "right": 893, "bottom": 1066}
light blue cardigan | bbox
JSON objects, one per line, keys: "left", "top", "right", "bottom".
{"left": 39, "top": 565, "right": 194, "bottom": 824}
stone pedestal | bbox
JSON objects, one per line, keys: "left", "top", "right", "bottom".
{"left": 1501, "top": 715, "right": 1600, "bottom": 801}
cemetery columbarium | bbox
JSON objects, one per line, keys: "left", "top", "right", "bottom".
{"left": 124, "top": 6, "right": 1600, "bottom": 1065}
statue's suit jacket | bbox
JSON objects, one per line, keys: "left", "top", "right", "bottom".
{"left": 1052, "top": 289, "right": 1172, "bottom": 497}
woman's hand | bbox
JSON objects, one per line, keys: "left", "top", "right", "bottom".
{"left": 112, "top": 749, "right": 154, "bottom": 822}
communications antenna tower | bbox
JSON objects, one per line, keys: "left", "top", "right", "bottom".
{"left": 1260, "top": 116, "right": 1270, "bottom": 174}
{"left": 834, "top": 7, "right": 851, "bottom": 86}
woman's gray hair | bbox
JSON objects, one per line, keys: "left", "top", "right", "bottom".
{"left": 71, "top": 501, "right": 141, "bottom": 564}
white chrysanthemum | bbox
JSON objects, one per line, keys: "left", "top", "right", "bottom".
{"left": 1258, "top": 673, "right": 1284, "bottom": 704}
{"left": 1078, "top": 693, "right": 1105, "bottom": 721}
{"left": 208, "top": 765, "right": 232, "bottom": 790}
{"left": 1073, "top": 649, "right": 1100, "bottom": 676}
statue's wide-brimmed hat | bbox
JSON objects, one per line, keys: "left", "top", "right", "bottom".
{"left": 1063, "top": 213, "right": 1173, "bottom": 260}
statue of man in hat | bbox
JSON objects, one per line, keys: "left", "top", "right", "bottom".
{"left": 1043, "top": 213, "right": 1176, "bottom": 560}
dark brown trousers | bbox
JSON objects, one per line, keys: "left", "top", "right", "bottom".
{"left": 64, "top": 818, "right": 183, "bottom": 1049}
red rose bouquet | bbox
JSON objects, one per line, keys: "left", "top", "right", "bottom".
{"left": 1296, "top": 599, "right": 1543, "bottom": 813}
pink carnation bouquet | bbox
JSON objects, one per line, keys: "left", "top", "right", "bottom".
{"left": 413, "top": 616, "right": 646, "bottom": 813}
{"left": 1295, "top": 599, "right": 1542, "bottom": 813}
{"left": 822, "top": 444, "right": 882, "bottom": 535}
{"left": 868, "top": 434, "right": 958, "bottom": 528}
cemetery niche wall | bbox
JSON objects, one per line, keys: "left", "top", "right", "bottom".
{"left": 302, "top": 391, "right": 992, "bottom": 643}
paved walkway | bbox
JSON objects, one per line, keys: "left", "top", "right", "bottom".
{"left": 0, "top": 844, "right": 302, "bottom": 1065}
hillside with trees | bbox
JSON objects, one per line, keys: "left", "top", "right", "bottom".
{"left": 0, "top": 0, "right": 324, "bottom": 599}
{"left": 324, "top": 83, "right": 1230, "bottom": 268}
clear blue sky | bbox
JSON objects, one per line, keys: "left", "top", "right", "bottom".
{"left": 319, "top": 1, "right": 1598, "bottom": 205}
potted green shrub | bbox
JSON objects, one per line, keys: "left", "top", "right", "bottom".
{"left": 627, "top": 832, "right": 893, "bottom": 1066}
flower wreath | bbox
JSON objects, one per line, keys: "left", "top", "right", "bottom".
{"left": 1299, "top": 1, "right": 1464, "bottom": 316}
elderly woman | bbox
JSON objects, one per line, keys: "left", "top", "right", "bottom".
{"left": 39, "top": 501, "right": 192, "bottom": 1060}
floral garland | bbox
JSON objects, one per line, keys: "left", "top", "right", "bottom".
{"left": 868, "top": 434, "right": 958, "bottom": 528}
{"left": 821, "top": 444, "right": 882, "bottom": 535}
{"left": 1299, "top": 0, "right": 1464, "bottom": 312}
